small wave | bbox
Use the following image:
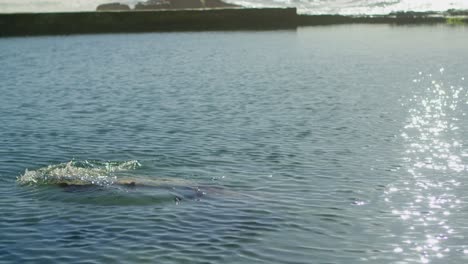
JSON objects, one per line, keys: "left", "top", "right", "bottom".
{"left": 17, "top": 160, "right": 141, "bottom": 186}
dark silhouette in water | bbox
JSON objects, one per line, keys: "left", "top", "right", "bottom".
{"left": 54, "top": 178, "right": 227, "bottom": 203}
{"left": 56, "top": 180, "right": 137, "bottom": 188}
{"left": 17, "top": 160, "right": 256, "bottom": 204}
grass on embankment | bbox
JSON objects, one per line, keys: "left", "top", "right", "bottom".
{"left": 446, "top": 17, "right": 468, "bottom": 25}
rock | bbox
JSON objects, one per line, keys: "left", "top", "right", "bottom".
{"left": 134, "top": 0, "right": 240, "bottom": 10}
{"left": 97, "top": 2, "right": 131, "bottom": 11}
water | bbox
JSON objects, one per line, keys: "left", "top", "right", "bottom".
{"left": 0, "top": 25, "right": 467, "bottom": 263}
{"left": 1, "top": 0, "right": 468, "bottom": 14}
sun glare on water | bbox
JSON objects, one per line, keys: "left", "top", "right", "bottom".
{"left": 384, "top": 69, "right": 467, "bottom": 263}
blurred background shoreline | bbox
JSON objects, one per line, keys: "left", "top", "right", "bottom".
{"left": 1, "top": 0, "right": 468, "bottom": 15}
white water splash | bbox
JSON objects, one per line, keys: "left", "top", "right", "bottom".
{"left": 18, "top": 160, "right": 141, "bottom": 186}
{"left": 230, "top": 0, "right": 468, "bottom": 14}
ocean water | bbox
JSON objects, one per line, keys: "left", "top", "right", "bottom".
{"left": 0, "top": 25, "right": 468, "bottom": 263}
{"left": 1, "top": 0, "right": 468, "bottom": 14}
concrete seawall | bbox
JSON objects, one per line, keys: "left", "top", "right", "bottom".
{"left": 296, "top": 14, "right": 448, "bottom": 25}
{"left": 0, "top": 8, "right": 298, "bottom": 37}
{"left": 1, "top": 8, "right": 466, "bottom": 37}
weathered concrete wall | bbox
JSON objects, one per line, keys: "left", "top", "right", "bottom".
{"left": 0, "top": 8, "right": 464, "bottom": 37}
{"left": 0, "top": 8, "right": 298, "bottom": 37}
{"left": 296, "top": 14, "right": 447, "bottom": 26}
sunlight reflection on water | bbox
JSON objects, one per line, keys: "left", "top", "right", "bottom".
{"left": 385, "top": 69, "right": 467, "bottom": 263}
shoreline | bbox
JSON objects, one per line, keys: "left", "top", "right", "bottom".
{"left": 1, "top": 8, "right": 467, "bottom": 37}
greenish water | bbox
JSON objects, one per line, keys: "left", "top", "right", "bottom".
{"left": 0, "top": 25, "right": 467, "bottom": 263}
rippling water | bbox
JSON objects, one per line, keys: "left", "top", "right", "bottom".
{"left": 0, "top": 25, "right": 467, "bottom": 263}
